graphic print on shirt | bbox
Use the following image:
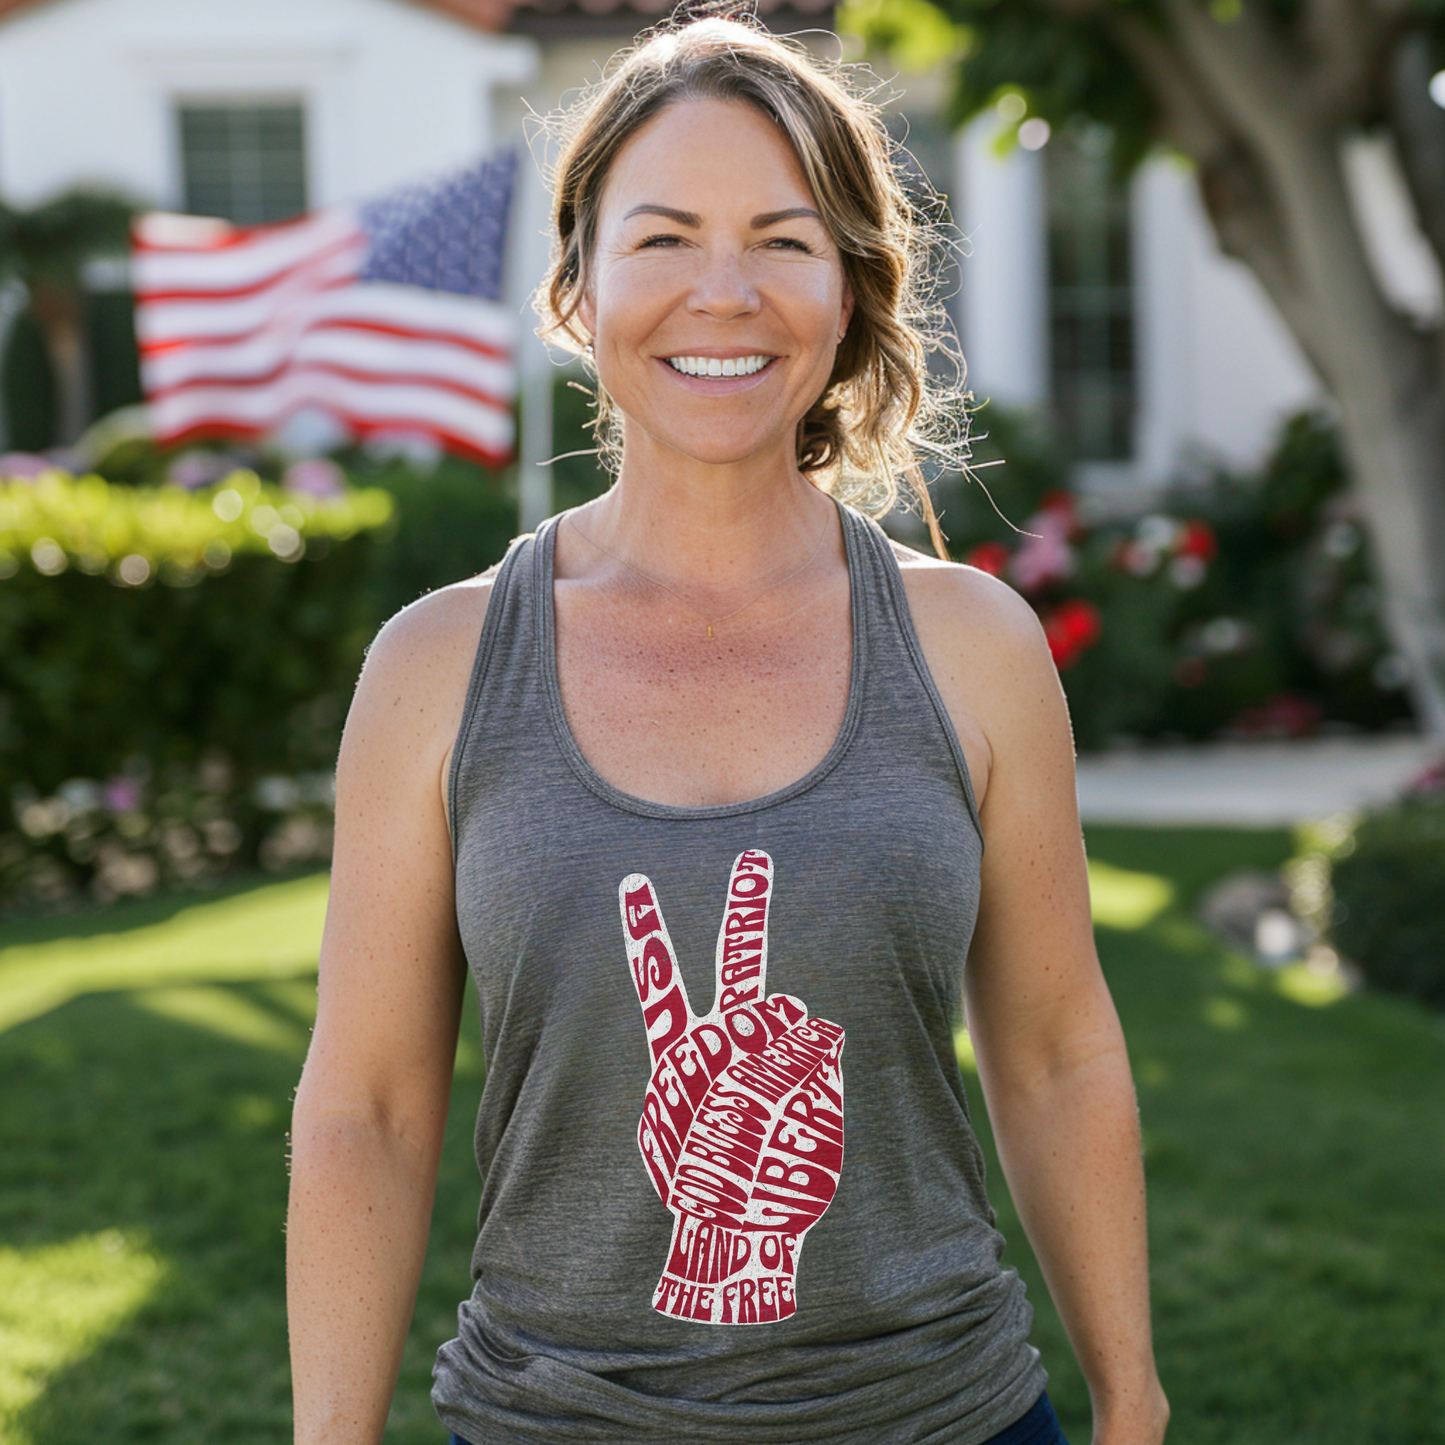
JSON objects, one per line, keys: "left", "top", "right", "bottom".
{"left": 617, "top": 849, "right": 845, "bottom": 1326}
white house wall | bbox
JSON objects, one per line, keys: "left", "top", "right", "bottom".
{"left": 0, "top": 0, "right": 537, "bottom": 210}
{"left": 953, "top": 111, "right": 1326, "bottom": 485}
{"left": 1132, "top": 153, "right": 1321, "bottom": 483}
{"left": 954, "top": 112, "right": 1049, "bottom": 412}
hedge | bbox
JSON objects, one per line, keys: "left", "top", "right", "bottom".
{"left": 0, "top": 468, "right": 400, "bottom": 905}
{"left": 1330, "top": 794, "right": 1445, "bottom": 1010}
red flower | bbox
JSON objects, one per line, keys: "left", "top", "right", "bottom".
{"left": 1043, "top": 598, "right": 1102, "bottom": 669}
{"left": 966, "top": 540, "right": 1011, "bottom": 577}
{"left": 1176, "top": 520, "right": 1217, "bottom": 563}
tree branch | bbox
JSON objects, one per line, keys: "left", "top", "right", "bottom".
{"left": 1104, "top": 11, "right": 1232, "bottom": 165}
{"left": 1299, "top": 0, "right": 1399, "bottom": 122}
{"left": 1385, "top": 29, "right": 1445, "bottom": 286}
{"left": 1195, "top": 148, "right": 1333, "bottom": 374}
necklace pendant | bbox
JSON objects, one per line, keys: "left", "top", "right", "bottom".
{"left": 706, "top": 623, "right": 714, "bottom": 640}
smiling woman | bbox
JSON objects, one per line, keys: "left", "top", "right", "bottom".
{"left": 539, "top": 18, "right": 963, "bottom": 536}
{"left": 285, "top": 9, "right": 1168, "bottom": 1445}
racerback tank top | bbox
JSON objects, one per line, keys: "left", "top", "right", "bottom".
{"left": 433, "top": 499, "right": 1047, "bottom": 1444}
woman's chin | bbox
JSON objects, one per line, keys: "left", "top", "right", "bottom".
{"left": 626, "top": 424, "right": 795, "bottom": 472}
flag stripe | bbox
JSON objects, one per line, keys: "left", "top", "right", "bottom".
{"left": 135, "top": 257, "right": 362, "bottom": 345}
{"left": 146, "top": 351, "right": 516, "bottom": 412}
{"left": 149, "top": 370, "right": 514, "bottom": 449}
{"left": 156, "top": 417, "right": 511, "bottom": 469}
{"left": 133, "top": 234, "right": 367, "bottom": 306}
{"left": 132, "top": 209, "right": 363, "bottom": 291}
{"left": 141, "top": 322, "right": 516, "bottom": 398}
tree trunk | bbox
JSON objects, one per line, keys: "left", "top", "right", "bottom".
{"left": 27, "top": 280, "right": 91, "bottom": 448}
{"left": 1149, "top": 2, "right": 1445, "bottom": 737}
{"left": 1330, "top": 370, "right": 1445, "bottom": 738}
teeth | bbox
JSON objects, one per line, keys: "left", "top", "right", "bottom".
{"left": 666, "top": 355, "right": 772, "bottom": 378}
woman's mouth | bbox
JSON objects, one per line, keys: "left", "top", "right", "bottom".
{"left": 663, "top": 354, "right": 776, "bottom": 378}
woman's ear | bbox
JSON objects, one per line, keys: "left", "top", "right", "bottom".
{"left": 838, "top": 279, "right": 855, "bottom": 343}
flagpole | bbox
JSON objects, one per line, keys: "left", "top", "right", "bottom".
{"left": 510, "top": 129, "right": 554, "bottom": 534}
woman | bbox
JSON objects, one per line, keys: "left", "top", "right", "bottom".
{"left": 286, "top": 13, "right": 1170, "bottom": 1445}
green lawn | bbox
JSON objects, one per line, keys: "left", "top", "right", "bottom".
{"left": 1, "top": 830, "right": 1442, "bottom": 1443}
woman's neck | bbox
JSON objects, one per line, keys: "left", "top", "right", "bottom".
{"left": 579, "top": 437, "right": 837, "bottom": 600}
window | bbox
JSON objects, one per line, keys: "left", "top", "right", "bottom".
{"left": 1046, "top": 122, "right": 1135, "bottom": 462}
{"left": 178, "top": 103, "right": 307, "bottom": 225}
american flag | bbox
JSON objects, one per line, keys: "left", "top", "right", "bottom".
{"left": 132, "top": 153, "right": 517, "bottom": 467}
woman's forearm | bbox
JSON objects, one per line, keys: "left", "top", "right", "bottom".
{"left": 287, "top": 1100, "right": 444, "bottom": 1445}
{"left": 981, "top": 1044, "right": 1168, "bottom": 1445}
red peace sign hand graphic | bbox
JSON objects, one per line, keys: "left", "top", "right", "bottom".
{"left": 618, "top": 849, "right": 845, "bottom": 1325}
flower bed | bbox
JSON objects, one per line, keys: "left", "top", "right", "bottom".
{"left": 933, "top": 410, "right": 1413, "bottom": 748}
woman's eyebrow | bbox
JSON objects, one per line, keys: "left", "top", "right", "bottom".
{"left": 623, "top": 204, "right": 702, "bottom": 226}
{"left": 620, "top": 204, "right": 823, "bottom": 228}
{"left": 752, "top": 207, "right": 822, "bottom": 227}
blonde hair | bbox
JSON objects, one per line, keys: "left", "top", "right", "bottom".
{"left": 534, "top": 7, "right": 969, "bottom": 556}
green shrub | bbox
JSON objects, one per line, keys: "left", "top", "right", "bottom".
{"left": 0, "top": 467, "right": 395, "bottom": 908}
{"left": 332, "top": 451, "right": 524, "bottom": 620}
{"left": 0, "top": 469, "right": 392, "bottom": 790}
{"left": 1331, "top": 797, "right": 1445, "bottom": 1009}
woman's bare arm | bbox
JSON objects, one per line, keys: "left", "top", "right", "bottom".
{"left": 904, "top": 559, "right": 1169, "bottom": 1445}
{"left": 287, "top": 580, "right": 489, "bottom": 1445}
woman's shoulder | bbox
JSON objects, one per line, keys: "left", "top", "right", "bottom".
{"left": 365, "top": 565, "right": 501, "bottom": 688}
{"left": 885, "top": 535, "right": 1049, "bottom": 659}
{"left": 345, "top": 564, "right": 503, "bottom": 760}
{"left": 884, "top": 536, "right": 1064, "bottom": 797}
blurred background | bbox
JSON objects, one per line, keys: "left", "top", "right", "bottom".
{"left": 0, "top": 0, "right": 1443, "bottom": 1440}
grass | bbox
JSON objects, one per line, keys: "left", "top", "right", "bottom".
{"left": 0, "top": 830, "right": 1442, "bottom": 1442}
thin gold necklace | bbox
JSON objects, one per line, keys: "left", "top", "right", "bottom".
{"left": 570, "top": 510, "right": 832, "bottom": 640}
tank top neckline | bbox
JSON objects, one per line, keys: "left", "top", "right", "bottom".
{"left": 534, "top": 496, "right": 870, "bottom": 823}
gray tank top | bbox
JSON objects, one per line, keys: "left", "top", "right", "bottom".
{"left": 433, "top": 500, "right": 1046, "bottom": 1444}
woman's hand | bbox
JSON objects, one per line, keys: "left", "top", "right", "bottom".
{"left": 900, "top": 553, "right": 1169, "bottom": 1445}
{"left": 287, "top": 580, "right": 490, "bottom": 1445}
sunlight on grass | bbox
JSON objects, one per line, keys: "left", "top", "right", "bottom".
{"left": 1274, "top": 960, "right": 1352, "bottom": 1008}
{"left": 0, "top": 1231, "right": 166, "bottom": 1440}
{"left": 0, "top": 873, "right": 329, "bottom": 1035}
{"left": 1087, "top": 860, "right": 1175, "bottom": 930}
{"left": 135, "top": 985, "right": 311, "bottom": 1056}
{"left": 1203, "top": 994, "right": 1249, "bottom": 1030}
{"left": 954, "top": 1026, "right": 977, "bottom": 1074}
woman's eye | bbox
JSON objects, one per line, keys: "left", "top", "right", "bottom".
{"left": 638, "top": 234, "right": 683, "bottom": 249}
{"left": 766, "top": 237, "right": 815, "bottom": 254}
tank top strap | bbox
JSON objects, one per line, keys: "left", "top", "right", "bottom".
{"left": 842, "top": 505, "right": 984, "bottom": 843}
{"left": 445, "top": 527, "right": 545, "bottom": 860}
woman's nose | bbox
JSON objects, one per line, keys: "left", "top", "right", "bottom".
{"left": 687, "top": 251, "right": 761, "bottom": 319}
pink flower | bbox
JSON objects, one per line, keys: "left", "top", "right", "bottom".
{"left": 1009, "top": 511, "right": 1075, "bottom": 594}
{"left": 1404, "top": 758, "right": 1445, "bottom": 797}
{"left": 283, "top": 458, "right": 346, "bottom": 499}
{"left": 103, "top": 776, "right": 143, "bottom": 814}
{"left": 0, "top": 452, "right": 53, "bottom": 480}
{"left": 166, "top": 451, "right": 234, "bottom": 490}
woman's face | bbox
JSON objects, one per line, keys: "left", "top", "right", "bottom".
{"left": 578, "top": 96, "right": 854, "bottom": 474}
